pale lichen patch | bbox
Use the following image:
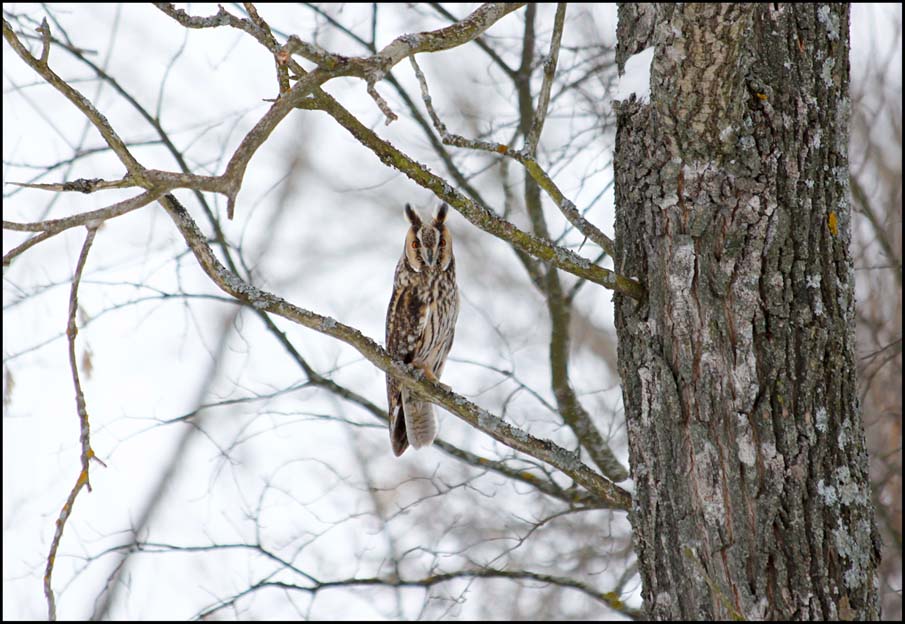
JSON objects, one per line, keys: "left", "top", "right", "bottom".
{"left": 821, "top": 58, "right": 836, "bottom": 89}
{"left": 815, "top": 406, "right": 829, "bottom": 432}
{"left": 816, "top": 5, "right": 840, "bottom": 41}
{"left": 817, "top": 479, "right": 837, "bottom": 505}
{"left": 737, "top": 432, "right": 757, "bottom": 467}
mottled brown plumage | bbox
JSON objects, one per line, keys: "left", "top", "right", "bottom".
{"left": 386, "top": 204, "right": 459, "bottom": 456}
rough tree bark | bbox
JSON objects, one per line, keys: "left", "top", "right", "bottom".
{"left": 614, "top": 4, "right": 881, "bottom": 620}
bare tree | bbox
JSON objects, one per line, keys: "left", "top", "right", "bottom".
{"left": 2, "top": 3, "right": 897, "bottom": 621}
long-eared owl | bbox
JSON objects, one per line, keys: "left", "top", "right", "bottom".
{"left": 385, "top": 203, "right": 459, "bottom": 456}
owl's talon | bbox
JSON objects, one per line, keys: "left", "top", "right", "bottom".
{"left": 411, "top": 361, "right": 438, "bottom": 383}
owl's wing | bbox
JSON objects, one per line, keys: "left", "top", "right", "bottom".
{"left": 386, "top": 276, "right": 429, "bottom": 456}
{"left": 432, "top": 288, "right": 460, "bottom": 378}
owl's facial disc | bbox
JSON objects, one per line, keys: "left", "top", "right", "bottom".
{"left": 402, "top": 205, "right": 452, "bottom": 273}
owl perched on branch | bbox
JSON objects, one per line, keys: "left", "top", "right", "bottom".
{"left": 385, "top": 203, "right": 460, "bottom": 456}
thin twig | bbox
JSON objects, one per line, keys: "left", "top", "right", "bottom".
{"left": 427, "top": 2, "right": 518, "bottom": 78}
{"left": 242, "top": 2, "right": 290, "bottom": 94}
{"left": 367, "top": 81, "right": 398, "bottom": 124}
{"left": 525, "top": 3, "right": 566, "bottom": 155}
{"left": 2, "top": 229, "right": 55, "bottom": 267}
{"left": 44, "top": 225, "right": 106, "bottom": 621}
{"left": 37, "top": 16, "right": 51, "bottom": 64}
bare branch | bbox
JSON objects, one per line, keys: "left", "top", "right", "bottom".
{"left": 44, "top": 225, "right": 105, "bottom": 621}
{"left": 427, "top": 2, "right": 519, "bottom": 77}
{"left": 156, "top": 3, "right": 525, "bottom": 188}
{"left": 242, "top": 2, "right": 290, "bottom": 94}
{"left": 366, "top": 81, "right": 398, "bottom": 125}
{"left": 369, "top": 3, "right": 524, "bottom": 78}
{"left": 7, "top": 176, "right": 134, "bottom": 193}
{"left": 525, "top": 3, "right": 567, "bottom": 155}
{"left": 192, "top": 566, "right": 641, "bottom": 620}
{"left": 36, "top": 16, "right": 50, "bottom": 64}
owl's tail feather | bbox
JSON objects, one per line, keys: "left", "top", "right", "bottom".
{"left": 401, "top": 387, "right": 437, "bottom": 450}
{"left": 390, "top": 402, "right": 409, "bottom": 457}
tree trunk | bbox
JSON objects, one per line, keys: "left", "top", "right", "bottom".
{"left": 613, "top": 4, "right": 881, "bottom": 620}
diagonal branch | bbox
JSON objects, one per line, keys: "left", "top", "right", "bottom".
{"left": 307, "top": 89, "right": 642, "bottom": 299}
{"left": 252, "top": 309, "right": 587, "bottom": 506}
{"left": 159, "top": 194, "right": 631, "bottom": 510}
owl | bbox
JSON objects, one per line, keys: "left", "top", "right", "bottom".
{"left": 385, "top": 203, "right": 460, "bottom": 456}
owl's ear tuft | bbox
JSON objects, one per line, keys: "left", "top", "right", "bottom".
{"left": 404, "top": 204, "right": 422, "bottom": 228}
{"left": 434, "top": 203, "right": 449, "bottom": 225}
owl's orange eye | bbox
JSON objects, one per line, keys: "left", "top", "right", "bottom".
{"left": 411, "top": 240, "right": 419, "bottom": 249}
{"left": 439, "top": 238, "right": 446, "bottom": 248}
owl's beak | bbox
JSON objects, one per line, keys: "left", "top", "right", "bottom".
{"left": 423, "top": 249, "right": 436, "bottom": 267}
